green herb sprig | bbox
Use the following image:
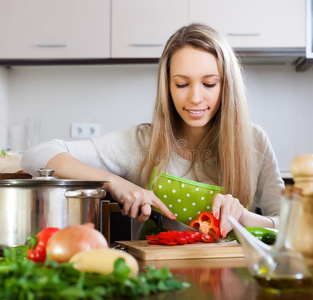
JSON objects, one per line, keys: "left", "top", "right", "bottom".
{"left": 0, "top": 247, "right": 189, "bottom": 299}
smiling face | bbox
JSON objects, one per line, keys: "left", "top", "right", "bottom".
{"left": 169, "top": 46, "right": 222, "bottom": 141}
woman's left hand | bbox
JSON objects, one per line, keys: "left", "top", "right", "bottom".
{"left": 212, "top": 193, "right": 245, "bottom": 238}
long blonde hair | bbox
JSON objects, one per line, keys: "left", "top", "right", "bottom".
{"left": 137, "top": 23, "right": 255, "bottom": 208}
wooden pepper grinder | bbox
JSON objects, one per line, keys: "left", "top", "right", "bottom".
{"left": 290, "top": 154, "right": 313, "bottom": 265}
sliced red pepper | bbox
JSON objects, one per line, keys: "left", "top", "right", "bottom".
{"left": 147, "top": 240, "right": 159, "bottom": 245}
{"left": 27, "top": 227, "right": 60, "bottom": 262}
{"left": 158, "top": 239, "right": 177, "bottom": 246}
{"left": 184, "top": 231, "right": 202, "bottom": 242}
{"left": 176, "top": 237, "right": 188, "bottom": 245}
{"left": 146, "top": 235, "right": 159, "bottom": 241}
{"left": 146, "top": 229, "right": 216, "bottom": 246}
{"left": 189, "top": 212, "right": 220, "bottom": 240}
{"left": 201, "top": 234, "right": 214, "bottom": 243}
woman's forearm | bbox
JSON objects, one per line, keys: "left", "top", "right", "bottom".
{"left": 46, "top": 153, "right": 175, "bottom": 222}
{"left": 240, "top": 209, "right": 275, "bottom": 228}
{"left": 46, "top": 152, "right": 116, "bottom": 184}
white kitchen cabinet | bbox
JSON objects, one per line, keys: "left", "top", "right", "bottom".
{"left": 111, "top": 0, "right": 189, "bottom": 58}
{"left": 189, "top": 0, "right": 306, "bottom": 48}
{"left": 0, "top": 0, "right": 110, "bottom": 59}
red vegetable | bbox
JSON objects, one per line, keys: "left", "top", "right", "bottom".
{"left": 189, "top": 212, "right": 220, "bottom": 239}
{"left": 201, "top": 234, "right": 214, "bottom": 243}
{"left": 146, "top": 230, "right": 215, "bottom": 246}
{"left": 27, "top": 227, "right": 60, "bottom": 262}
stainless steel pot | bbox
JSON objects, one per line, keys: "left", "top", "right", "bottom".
{"left": 0, "top": 168, "right": 106, "bottom": 248}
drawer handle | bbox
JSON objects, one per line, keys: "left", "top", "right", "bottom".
{"left": 36, "top": 44, "right": 67, "bottom": 47}
{"left": 129, "top": 43, "right": 163, "bottom": 47}
{"left": 228, "top": 33, "right": 261, "bottom": 37}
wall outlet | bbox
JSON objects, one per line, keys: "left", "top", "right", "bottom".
{"left": 71, "top": 123, "right": 101, "bottom": 139}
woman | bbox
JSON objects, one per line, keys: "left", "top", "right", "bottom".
{"left": 21, "top": 23, "right": 284, "bottom": 238}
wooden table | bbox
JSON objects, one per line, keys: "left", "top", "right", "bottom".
{"left": 137, "top": 258, "right": 313, "bottom": 300}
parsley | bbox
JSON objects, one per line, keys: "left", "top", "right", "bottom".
{"left": 0, "top": 248, "right": 189, "bottom": 299}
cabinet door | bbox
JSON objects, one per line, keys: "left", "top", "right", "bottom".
{"left": 0, "top": 0, "right": 110, "bottom": 59}
{"left": 111, "top": 0, "right": 189, "bottom": 58}
{"left": 189, "top": 0, "right": 305, "bottom": 48}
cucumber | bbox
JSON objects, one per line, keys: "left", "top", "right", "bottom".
{"left": 233, "top": 227, "right": 278, "bottom": 245}
{"left": 261, "top": 232, "right": 277, "bottom": 245}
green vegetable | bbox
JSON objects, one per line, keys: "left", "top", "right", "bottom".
{"left": 1, "top": 149, "right": 6, "bottom": 156}
{"left": 5, "top": 245, "right": 28, "bottom": 259}
{"left": 234, "top": 227, "right": 278, "bottom": 245}
{"left": 224, "top": 230, "right": 236, "bottom": 242}
{"left": 261, "top": 232, "right": 277, "bottom": 245}
{"left": 0, "top": 247, "right": 189, "bottom": 299}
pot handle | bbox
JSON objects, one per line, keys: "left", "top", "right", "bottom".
{"left": 64, "top": 189, "right": 105, "bottom": 199}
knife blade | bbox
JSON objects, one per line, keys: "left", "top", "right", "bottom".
{"left": 150, "top": 209, "right": 201, "bottom": 233}
{"left": 115, "top": 201, "right": 201, "bottom": 232}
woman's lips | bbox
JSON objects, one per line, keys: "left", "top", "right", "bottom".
{"left": 184, "top": 108, "right": 208, "bottom": 118}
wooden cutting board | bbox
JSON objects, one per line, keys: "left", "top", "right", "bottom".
{"left": 116, "top": 240, "right": 244, "bottom": 261}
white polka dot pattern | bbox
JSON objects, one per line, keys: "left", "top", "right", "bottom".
{"left": 153, "top": 173, "right": 222, "bottom": 225}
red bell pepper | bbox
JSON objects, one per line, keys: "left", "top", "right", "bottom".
{"left": 27, "top": 227, "right": 60, "bottom": 262}
{"left": 201, "top": 234, "right": 214, "bottom": 243}
{"left": 189, "top": 212, "right": 220, "bottom": 240}
{"left": 146, "top": 230, "right": 214, "bottom": 246}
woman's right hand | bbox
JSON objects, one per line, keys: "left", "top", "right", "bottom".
{"left": 103, "top": 175, "right": 175, "bottom": 223}
{"left": 44, "top": 153, "right": 174, "bottom": 223}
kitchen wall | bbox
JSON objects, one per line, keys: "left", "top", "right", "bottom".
{"left": 3, "top": 63, "right": 313, "bottom": 173}
{"left": 6, "top": 64, "right": 157, "bottom": 151}
{"left": 0, "top": 67, "right": 8, "bottom": 148}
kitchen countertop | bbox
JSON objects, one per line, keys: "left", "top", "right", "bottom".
{"left": 137, "top": 258, "right": 313, "bottom": 300}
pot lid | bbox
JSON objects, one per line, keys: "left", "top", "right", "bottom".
{"left": 0, "top": 168, "right": 106, "bottom": 187}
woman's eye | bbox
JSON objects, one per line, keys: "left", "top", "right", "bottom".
{"left": 176, "top": 83, "right": 188, "bottom": 88}
{"left": 204, "top": 83, "right": 217, "bottom": 88}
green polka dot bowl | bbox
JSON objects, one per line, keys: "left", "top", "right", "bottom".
{"left": 150, "top": 172, "right": 223, "bottom": 225}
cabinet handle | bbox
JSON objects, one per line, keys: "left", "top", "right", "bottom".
{"left": 129, "top": 43, "right": 163, "bottom": 47}
{"left": 36, "top": 44, "right": 67, "bottom": 47}
{"left": 227, "top": 33, "right": 261, "bottom": 37}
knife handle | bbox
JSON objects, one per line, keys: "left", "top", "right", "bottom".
{"left": 115, "top": 201, "right": 163, "bottom": 227}
{"left": 149, "top": 210, "right": 163, "bottom": 227}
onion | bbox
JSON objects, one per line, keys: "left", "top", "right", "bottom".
{"left": 46, "top": 223, "right": 108, "bottom": 262}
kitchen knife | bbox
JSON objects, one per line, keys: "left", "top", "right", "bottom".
{"left": 150, "top": 209, "right": 201, "bottom": 233}
{"left": 115, "top": 201, "right": 200, "bottom": 232}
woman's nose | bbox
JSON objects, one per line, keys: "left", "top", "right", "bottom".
{"left": 189, "top": 85, "right": 203, "bottom": 104}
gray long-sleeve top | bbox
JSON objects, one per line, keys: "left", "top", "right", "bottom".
{"left": 22, "top": 124, "right": 284, "bottom": 228}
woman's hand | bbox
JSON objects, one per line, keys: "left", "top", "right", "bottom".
{"left": 212, "top": 193, "right": 276, "bottom": 237}
{"left": 212, "top": 194, "right": 245, "bottom": 238}
{"left": 45, "top": 153, "right": 174, "bottom": 224}
{"left": 103, "top": 175, "right": 175, "bottom": 223}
